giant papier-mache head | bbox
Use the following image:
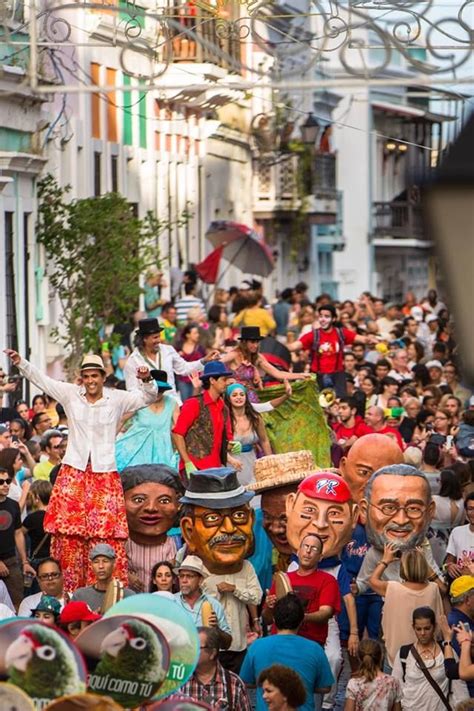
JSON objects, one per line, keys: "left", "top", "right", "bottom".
{"left": 121, "top": 464, "right": 184, "bottom": 545}
{"left": 286, "top": 471, "right": 359, "bottom": 558}
{"left": 246, "top": 451, "right": 316, "bottom": 556}
{"left": 180, "top": 468, "right": 255, "bottom": 574}
{"left": 339, "top": 433, "right": 404, "bottom": 507}
{"left": 360, "top": 463, "right": 434, "bottom": 552}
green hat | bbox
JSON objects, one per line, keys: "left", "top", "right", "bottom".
{"left": 31, "top": 594, "right": 61, "bottom": 617}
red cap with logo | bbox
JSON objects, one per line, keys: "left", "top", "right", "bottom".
{"left": 297, "top": 471, "right": 352, "bottom": 503}
{"left": 59, "top": 600, "right": 101, "bottom": 625}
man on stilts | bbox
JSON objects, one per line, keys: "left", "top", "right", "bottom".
{"left": 4, "top": 350, "right": 157, "bottom": 592}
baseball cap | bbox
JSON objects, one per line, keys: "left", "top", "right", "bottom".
{"left": 89, "top": 543, "right": 116, "bottom": 560}
{"left": 426, "top": 314, "right": 439, "bottom": 324}
{"left": 426, "top": 360, "right": 443, "bottom": 370}
{"left": 297, "top": 471, "right": 352, "bottom": 503}
{"left": 59, "top": 600, "right": 101, "bottom": 625}
{"left": 410, "top": 306, "right": 423, "bottom": 322}
{"left": 31, "top": 595, "right": 61, "bottom": 617}
{"left": 450, "top": 575, "right": 474, "bottom": 600}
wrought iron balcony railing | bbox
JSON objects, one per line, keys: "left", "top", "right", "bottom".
{"left": 372, "top": 200, "right": 424, "bottom": 239}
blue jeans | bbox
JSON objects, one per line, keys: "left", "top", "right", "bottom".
{"left": 177, "top": 380, "right": 194, "bottom": 402}
{"left": 338, "top": 593, "right": 383, "bottom": 641}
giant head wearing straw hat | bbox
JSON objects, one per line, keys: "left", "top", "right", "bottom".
{"left": 247, "top": 451, "right": 317, "bottom": 557}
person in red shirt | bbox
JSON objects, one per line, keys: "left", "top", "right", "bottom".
{"left": 332, "top": 397, "right": 368, "bottom": 451}
{"left": 263, "top": 532, "right": 341, "bottom": 646}
{"left": 358, "top": 405, "right": 404, "bottom": 450}
{"left": 288, "top": 304, "right": 376, "bottom": 397}
{"left": 172, "top": 361, "right": 240, "bottom": 477}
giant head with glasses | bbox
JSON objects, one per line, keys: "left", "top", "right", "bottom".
{"left": 360, "top": 464, "right": 434, "bottom": 552}
{"left": 180, "top": 467, "right": 254, "bottom": 574}
{"left": 286, "top": 471, "right": 359, "bottom": 558}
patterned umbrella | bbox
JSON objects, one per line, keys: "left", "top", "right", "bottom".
{"left": 205, "top": 221, "right": 274, "bottom": 277}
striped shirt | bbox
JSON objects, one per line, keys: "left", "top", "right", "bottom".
{"left": 173, "top": 663, "right": 252, "bottom": 711}
{"left": 174, "top": 296, "right": 206, "bottom": 324}
{"left": 126, "top": 536, "right": 178, "bottom": 592}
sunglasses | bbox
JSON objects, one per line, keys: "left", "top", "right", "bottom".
{"left": 0, "top": 478, "right": 12, "bottom": 485}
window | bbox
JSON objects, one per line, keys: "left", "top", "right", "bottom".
{"left": 91, "top": 63, "right": 101, "bottom": 139}
{"left": 4, "top": 212, "right": 18, "bottom": 351}
{"left": 94, "top": 152, "right": 102, "bottom": 196}
{"left": 111, "top": 154, "right": 118, "bottom": 192}
{"left": 106, "top": 67, "right": 118, "bottom": 142}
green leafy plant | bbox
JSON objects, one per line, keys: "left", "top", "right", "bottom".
{"left": 286, "top": 140, "right": 312, "bottom": 259}
{"left": 37, "top": 174, "right": 190, "bottom": 377}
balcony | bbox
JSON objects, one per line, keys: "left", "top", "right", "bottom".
{"left": 253, "top": 155, "right": 299, "bottom": 217}
{"left": 313, "top": 153, "right": 337, "bottom": 194}
{"left": 165, "top": 5, "right": 241, "bottom": 73}
{"left": 253, "top": 153, "right": 339, "bottom": 218}
{"left": 372, "top": 200, "right": 425, "bottom": 239}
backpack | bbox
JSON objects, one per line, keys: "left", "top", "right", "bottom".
{"left": 399, "top": 644, "right": 452, "bottom": 695}
{"left": 311, "top": 327, "right": 346, "bottom": 372}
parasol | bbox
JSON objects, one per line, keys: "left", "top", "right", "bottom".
{"left": 205, "top": 220, "right": 274, "bottom": 277}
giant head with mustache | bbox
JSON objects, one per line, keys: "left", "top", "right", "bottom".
{"left": 180, "top": 468, "right": 255, "bottom": 574}
{"left": 359, "top": 464, "right": 434, "bottom": 552}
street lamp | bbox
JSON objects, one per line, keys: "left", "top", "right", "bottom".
{"left": 301, "top": 113, "right": 320, "bottom": 147}
{"left": 423, "top": 113, "right": 474, "bottom": 384}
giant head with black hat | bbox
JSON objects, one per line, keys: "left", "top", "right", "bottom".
{"left": 180, "top": 467, "right": 255, "bottom": 574}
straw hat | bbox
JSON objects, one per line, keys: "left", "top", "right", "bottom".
{"left": 246, "top": 451, "right": 317, "bottom": 492}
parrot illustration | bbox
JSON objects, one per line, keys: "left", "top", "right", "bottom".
{"left": 5, "top": 624, "right": 83, "bottom": 699}
{"left": 96, "top": 618, "right": 167, "bottom": 685}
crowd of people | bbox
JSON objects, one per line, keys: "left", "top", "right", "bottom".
{"left": 0, "top": 272, "right": 473, "bottom": 710}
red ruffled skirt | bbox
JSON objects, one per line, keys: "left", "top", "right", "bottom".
{"left": 44, "top": 463, "right": 129, "bottom": 591}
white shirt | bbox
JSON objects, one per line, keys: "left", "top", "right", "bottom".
{"left": 392, "top": 647, "right": 450, "bottom": 711}
{"left": 18, "top": 358, "right": 157, "bottom": 472}
{"left": 124, "top": 346, "right": 204, "bottom": 398}
{"left": 446, "top": 523, "right": 474, "bottom": 566}
{"left": 388, "top": 368, "right": 413, "bottom": 382}
{"left": 0, "top": 603, "right": 14, "bottom": 620}
{"left": 18, "top": 592, "right": 68, "bottom": 617}
{"left": 0, "top": 580, "right": 14, "bottom": 611}
{"left": 202, "top": 560, "right": 262, "bottom": 652}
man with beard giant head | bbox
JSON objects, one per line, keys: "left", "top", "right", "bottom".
{"left": 355, "top": 464, "right": 442, "bottom": 595}
{"left": 338, "top": 436, "right": 404, "bottom": 653}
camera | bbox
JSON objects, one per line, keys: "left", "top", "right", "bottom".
{"left": 0, "top": 374, "right": 22, "bottom": 384}
{"left": 429, "top": 433, "right": 447, "bottom": 446}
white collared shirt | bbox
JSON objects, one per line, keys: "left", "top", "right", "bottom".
{"left": 123, "top": 345, "right": 204, "bottom": 397}
{"left": 18, "top": 358, "right": 157, "bottom": 472}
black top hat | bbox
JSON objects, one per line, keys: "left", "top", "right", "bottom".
{"left": 238, "top": 326, "right": 263, "bottom": 341}
{"left": 180, "top": 467, "right": 254, "bottom": 509}
{"left": 138, "top": 318, "right": 163, "bottom": 335}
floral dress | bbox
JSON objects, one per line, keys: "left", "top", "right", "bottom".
{"left": 346, "top": 674, "right": 402, "bottom": 711}
{"left": 232, "top": 362, "right": 260, "bottom": 402}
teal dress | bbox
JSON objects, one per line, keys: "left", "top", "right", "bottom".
{"left": 115, "top": 394, "right": 179, "bottom": 471}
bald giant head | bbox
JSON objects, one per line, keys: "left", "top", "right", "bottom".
{"left": 339, "top": 433, "right": 404, "bottom": 508}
